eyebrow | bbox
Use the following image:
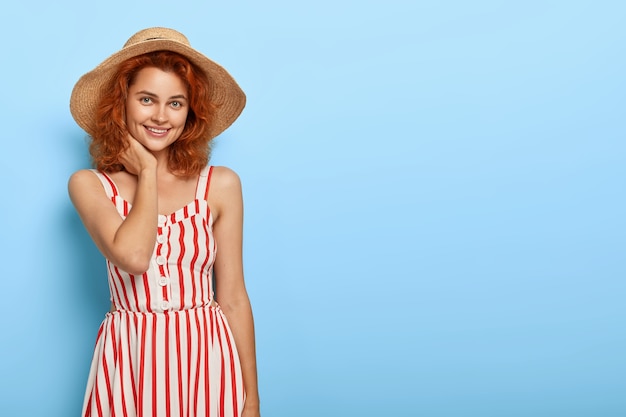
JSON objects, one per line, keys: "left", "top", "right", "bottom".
{"left": 135, "top": 90, "right": 188, "bottom": 100}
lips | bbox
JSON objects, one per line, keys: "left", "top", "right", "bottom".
{"left": 145, "top": 126, "right": 169, "bottom": 135}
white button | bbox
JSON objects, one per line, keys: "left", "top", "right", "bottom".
{"left": 158, "top": 215, "right": 167, "bottom": 225}
{"left": 157, "top": 235, "right": 166, "bottom": 244}
{"left": 156, "top": 256, "right": 166, "bottom": 265}
{"left": 161, "top": 300, "right": 170, "bottom": 310}
{"left": 158, "top": 276, "right": 168, "bottom": 286}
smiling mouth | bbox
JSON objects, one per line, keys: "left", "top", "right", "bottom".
{"left": 145, "top": 126, "right": 169, "bottom": 134}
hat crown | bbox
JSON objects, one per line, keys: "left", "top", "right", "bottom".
{"left": 123, "top": 27, "right": 190, "bottom": 48}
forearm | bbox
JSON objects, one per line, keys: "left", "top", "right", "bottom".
{"left": 111, "top": 167, "right": 159, "bottom": 273}
{"left": 221, "top": 296, "right": 260, "bottom": 406}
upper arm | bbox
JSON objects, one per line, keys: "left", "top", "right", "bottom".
{"left": 68, "top": 169, "right": 125, "bottom": 262}
{"left": 209, "top": 167, "right": 247, "bottom": 304}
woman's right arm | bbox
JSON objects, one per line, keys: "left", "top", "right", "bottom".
{"left": 68, "top": 139, "right": 159, "bottom": 275}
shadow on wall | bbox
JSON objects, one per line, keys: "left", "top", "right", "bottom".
{"left": 63, "top": 205, "right": 110, "bottom": 315}
{"left": 55, "top": 128, "right": 111, "bottom": 414}
{"left": 60, "top": 129, "right": 110, "bottom": 321}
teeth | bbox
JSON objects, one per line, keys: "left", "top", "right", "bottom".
{"left": 147, "top": 127, "right": 167, "bottom": 134}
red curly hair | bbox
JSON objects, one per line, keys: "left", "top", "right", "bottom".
{"left": 91, "top": 51, "right": 216, "bottom": 176}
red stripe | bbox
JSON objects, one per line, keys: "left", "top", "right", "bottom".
{"left": 129, "top": 314, "right": 138, "bottom": 406}
{"left": 108, "top": 267, "right": 124, "bottom": 310}
{"left": 215, "top": 315, "right": 226, "bottom": 417}
{"left": 100, "top": 172, "right": 119, "bottom": 197}
{"left": 112, "top": 265, "right": 133, "bottom": 310}
{"left": 164, "top": 312, "right": 171, "bottom": 417}
{"left": 94, "top": 374, "right": 103, "bottom": 417}
{"left": 110, "top": 318, "right": 118, "bottom": 366}
{"left": 129, "top": 273, "right": 141, "bottom": 311}
{"left": 185, "top": 310, "right": 192, "bottom": 417}
{"left": 198, "top": 221, "right": 210, "bottom": 304}
{"left": 117, "top": 320, "right": 129, "bottom": 417}
{"left": 94, "top": 323, "right": 104, "bottom": 346}
{"left": 102, "top": 349, "right": 113, "bottom": 413}
{"left": 204, "top": 166, "right": 214, "bottom": 201}
{"left": 142, "top": 272, "right": 152, "bottom": 312}
{"left": 192, "top": 308, "right": 202, "bottom": 416}
{"left": 83, "top": 389, "right": 93, "bottom": 417}
{"left": 220, "top": 314, "right": 239, "bottom": 416}
{"left": 204, "top": 214, "right": 216, "bottom": 302}
{"left": 151, "top": 314, "right": 157, "bottom": 417}
{"left": 203, "top": 307, "right": 211, "bottom": 412}
{"left": 177, "top": 224, "right": 187, "bottom": 308}
{"left": 165, "top": 226, "right": 172, "bottom": 279}
{"left": 210, "top": 236, "right": 217, "bottom": 301}
{"left": 210, "top": 306, "right": 216, "bottom": 341}
{"left": 175, "top": 313, "right": 184, "bottom": 417}
{"left": 100, "top": 322, "right": 114, "bottom": 413}
{"left": 189, "top": 219, "right": 200, "bottom": 306}
{"left": 138, "top": 314, "right": 147, "bottom": 417}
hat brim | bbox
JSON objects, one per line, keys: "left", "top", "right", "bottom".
{"left": 70, "top": 36, "right": 245, "bottom": 140}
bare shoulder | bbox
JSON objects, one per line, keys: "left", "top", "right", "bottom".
{"left": 67, "top": 169, "right": 117, "bottom": 228}
{"left": 68, "top": 168, "right": 95, "bottom": 183}
{"left": 68, "top": 169, "right": 101, "bottom": 198}
{"left": 210, "top": 166, "right": 242, "bottom": 195}
{"left": 208, "top": 166, "right": 243, "bottom": 222}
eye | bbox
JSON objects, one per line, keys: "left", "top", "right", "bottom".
{"left": 140, "top": 97, "right": 152, "bottom": 104}
{"left": 171, "top": 101, "right": 183, "bottom": 109}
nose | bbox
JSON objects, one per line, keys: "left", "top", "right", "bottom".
{"left": 152, "top": 106, "right": 168, "bottom": 124}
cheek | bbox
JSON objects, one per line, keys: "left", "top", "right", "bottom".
{"left": 125, "top": 104, "right": 140, "bottom": 123}
{"left": 175, "top": 111, "right": 190, "bottom": 127}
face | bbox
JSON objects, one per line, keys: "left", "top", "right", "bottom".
{"left": 125, "top": 67, "right": 189, "bottom": 153}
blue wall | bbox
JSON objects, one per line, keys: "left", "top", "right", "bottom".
{"left": 1, "top": 1, "right": 624, "bottom": 416}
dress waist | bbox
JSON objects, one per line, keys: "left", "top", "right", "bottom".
{"left": 109, "top": 300, "right": 219, "bottom": 315}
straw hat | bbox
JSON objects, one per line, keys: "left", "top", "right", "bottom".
{"left": 70, "top": 27, "right": 246, "bottom": 140}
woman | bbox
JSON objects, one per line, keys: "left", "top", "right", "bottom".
{"left": 68, "top": 27, "right": 260, "bottom": 417}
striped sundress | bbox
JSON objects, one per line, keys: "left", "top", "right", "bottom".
{"left": 82, "top": 165, "right": 244, "bottom": 417}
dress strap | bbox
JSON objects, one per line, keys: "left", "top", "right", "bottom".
{"left": 90, "top": 169, "right": 119, "bottom": 199}
{"left": 195, "top": 165, "right": 214, "bottom": 201}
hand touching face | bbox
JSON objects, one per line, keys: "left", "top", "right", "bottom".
{"left": 119, "top": 134, "right": 157, "bottom": 175}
